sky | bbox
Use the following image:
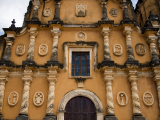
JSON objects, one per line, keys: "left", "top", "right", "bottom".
{"left": 0, "top": 0, "right": 138, "bottom": 36}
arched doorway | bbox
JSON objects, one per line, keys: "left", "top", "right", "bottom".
{"left": 64, "top": 96, "right": 96, "bottom": 120}
{"left": 57, "top": 89, "right": 103, "bottom": 120}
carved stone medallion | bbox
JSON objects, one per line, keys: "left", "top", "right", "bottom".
{"left": 39, "top": 44, "right": 48, "bottom": 56}
{"left": 75, "top": 31, "right": 87, "bottom": 42}
{"left": 8, "top": 91, "right": 19, "bottom": 106}
{"left": 117, "top": 92, "right": 128, "bottom": 106}
{"left": 43, "top": 7, "right": 52, "bottom": 17}
{"left": 33, "top": 92, "right": 44, "bottom": 106}
{"left": 143, "top": 92, "right": 154, "bottom": 106}
{"left": 135, "top": 43, "right": 146, "bottom": 56}
{"left": 109, "top": 8, "right": 118, "bottom": 17}
{"left": 16, "top": 44, "right": 25, "bottom": 56}
{"left": 75, "top": 4, "right": 87, "bottom": 17}
{"left": 113, "top": 44, "right": 123, "bottom": 56}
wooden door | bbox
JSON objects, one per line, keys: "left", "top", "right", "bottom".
{"left": 64, "top": 96, "right": 96, "bottom": 120}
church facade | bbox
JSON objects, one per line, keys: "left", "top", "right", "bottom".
{"left": 0, "top": 0, "right": 160, "bottom": 120}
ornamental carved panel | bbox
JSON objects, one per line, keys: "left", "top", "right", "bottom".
{"left": 75, "top": 31, "right": 87, "bottom": 42}
{"left": 109, "top": 8, "right": 118, "bottom": 17}
{"left": 117, "top": 92, "right": 128, "bottom": 106}
{"left": 75, "top": 4, "right": 87, "bottom": 17}
{"left": 143, "top": 92, "right": 154, "bottom": 106}
{"left": 43, "top": 7, "right": 52, "bottom": 17}
{"left": 8, "top": 91, "right": 19, "bottom": 106}
{"left": 113, "top": 44, "right": 123, "bottom": 56}
{"left": 135, "top": 43, "right": 146, "bottom": 56}
{"left": 39, "top": 44, "right": 48, "bottom": 56}
{"left": 33, "top": 92, "right": 44, "bottom": 106}
{"left": 16, "top": 44, "right": 25, "bottom": 56}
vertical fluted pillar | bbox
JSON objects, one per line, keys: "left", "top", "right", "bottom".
{"left": 101, "top": 1, "right": 109, "bottom": 21}
{"left": 26, "top": 29, "right": 38, "bottom": 61}
{"left": 129, "top": 69, "right": 145, "bottom": 120}
{"left": 102, "top": 29, "right": 111, "bottom": 61}
{"left": 50, "top": 29, "right": 61, "bottom": 61}
{"left": 31, "top": 0, "right": 41, "bottom": 21}
{"left": 104, "top": 69, "right": 117, "bottom": 120}
{"left": 15, "top": 68, "right": 33, "bottom": 120}
{"left": 43, "top": 68, "right": 57, "bottom": 120}
{"left": 3, "top": 37, "right": 15, "bottom": 61}
{"left": 147, "top": 36, "right": 159, "bottom": 61}
{"left": 123, "top": 28, "right": 135, "bottom": 61}
{"left": 0, "top": 68, "right": 8, "bottom": 119}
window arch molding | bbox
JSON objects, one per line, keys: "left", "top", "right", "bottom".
{"left": 57, "top": 89, "right": 104, "bottom": 120}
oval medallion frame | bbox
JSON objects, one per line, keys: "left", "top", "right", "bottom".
{"left": 16, "top": 44, "right": 25, "bottom": 56}
{"left": 143, "top": 92, "right": 154, "bottom": 106}
{"left": 8, "top": 91, "right": 19, "bottom": 106}
{"left": 135, "top": 43, "right": 146, "bottom": 56}
{"left": 117, "top": 92, "right": 128, "bottom": 106}
{"left": 33, "top": 92, "right": 44, "bottom": 106}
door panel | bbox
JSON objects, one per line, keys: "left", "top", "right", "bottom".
{"left": 65, "top": 96, "right": 96, "bottom": 120}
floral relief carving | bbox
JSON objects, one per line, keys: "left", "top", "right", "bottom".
{"left": 16, "top": 44, "right": 25, "bottom": 56}
{"left": 39, "top": 44, "right": 48, "bottom": 56}
{"left": 33, "top": 92, "right": 44, "bottom": 106}
{"left": 143, "top": 92, "right": 154, "bottom": 106}
{"left": 8, "top": 91, "right": 19, "bottom": 106}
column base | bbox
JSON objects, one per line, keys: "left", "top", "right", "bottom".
{"left": 124, "top": 60, "right": 139, "bottom": 68}
{"left": 133, "top": 113, "right": 146, "bottom": 120}
{"left": 48, "top": 19, "right": 63, "bottom": 25}
{"left": 43, "top": 113, "right": 56, "bottom": 120}
{"left": 98, "top": 20, "right": 114, "bottom": 26}
{"left": 101, "top": 60, "right": 115, "bottom": 67}
{"left": 22, "top": 60, "right": 36, "bottom": 68}
{"left": 0, "top": 113, "right": 3, "bottom": 120}
{"left": 0, "top": 60, "right": 12, "bottom": 66}
{"left": 149, "top": 59, "right": 160, "bottom": 67}
{"left": 15, "top": 113, "right": 29, "bottom": 120}
{"left": 104, "top": 114, "right": 118, "bottom": 120}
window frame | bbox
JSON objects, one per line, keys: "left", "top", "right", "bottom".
{"left": 69, "top": 48, "right": 92, "bottom": 79}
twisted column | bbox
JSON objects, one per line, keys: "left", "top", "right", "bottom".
{"left": 26, "top": 29, "right": 38, "bottom": 61}
{"left": 3, "top": 37, "right": 15, "bottom": 61}
{"left": 104, "top": 69, "right": 115, "bottom": 115}
{"left": 129, "top": 70, "right": 142, "bottom": 115}
{"left": 0, "top": 68, "right": 8, "bottom": 114}
{"left": 44, "top": 68, "right": 57, "bottom": 120}
{"left": 19, "top": 68, "right": 33, "bottom": 115}
{"left": 31, "top": 0, "right": 41, "bottom": 21}
{"left": 102, "top": 29, "right": 111, "bottom": 61}
{"left": 123, "top": 28, "right": 135, "bottom": 61}
{"left": 50, "top": 29, "right": 61, "bottom": 61}
{"left": 147, "top": 36, "right": 159, "bottom": 61}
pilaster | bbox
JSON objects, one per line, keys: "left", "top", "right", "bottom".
{"left": 121, "top": 0, "right": 130, "bottom": 22}
{"left": 104, "top": 68, "right": 118, "bottom": 120}
{"left": 22, "top": 27, "right": 38, "bottom": 67}
{"left": 15, "top": 67, "right": 33, "bottom": 120}
{"left": 43, "top": 66, "right": 58, "bottom": 120}
{"left": 45, "top": 26, "right": 61, "bottom": 67}
{"left": 146, "top": 35, "right": 160, "bottom": 66}
{"left": 128, "top": 67, "right": 145, "bottom": 120}
{"left": 0, "top": 67, "right": 9, "bottom": 119}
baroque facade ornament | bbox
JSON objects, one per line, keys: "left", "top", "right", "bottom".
{"left": 75, "top": 31, "right": 87, "bottom": 42}
{"left": 117, "top": 92, "right": 128, "bottom": 106}
{"left": 135, "top": 43, "right": 146, "bottom": 56}
{"left": 8, "top": 91, "right": 19, "bottom": 106}
{"left": 16, "top": 44, "right": 25, "bottom": 56}
{"left": 109, "top": 8, "right": 118, "bottom": 17}
{"left": 33, "top": 92, "right": 44, "bottom": 106}
{"left": 75, "top": 4, "right": 87, "bottom": 17}
{"left": 143, "top": 92, "right": 154, "bottom": 106}
{"left": 43, "top": 7, "right": 52, "bottom": 17}
{"left": 39, "top": 44, "right": 48, "bottom": 56}
{"left": 113, "top": 44, "right": 123, "bottom": 56}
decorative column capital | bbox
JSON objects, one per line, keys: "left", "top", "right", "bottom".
{"left": 51, "top": 30, "right": 61, "bottom": 38}
{"left": 47, "top": 68, "right": 57, "bottom": 83}
{"left": 22, "top": 68, "right": 33, "bottom": 83}
{"left": 0, "top": 68, "right": 9, "bottom": 83}
{"left": 104, "top": 69, "right": 114, "bottom": 82}
{"left": 32, "top": 0, "right": 41, "bottom": 8}
{"left": 28, "top": 30, "right": 38, "bottom": 37}
{"left": 101, "top": 29, "right": 111, "bottom": 37}
{"left": 4, "top": 37, "right": 15, "bottom": 44}
{"left": 123, "top": 29, "right": 133, "bottom": 36}
{"left": 147, "top": 36, "right": 158, "bottom": 44}
{"left": 128, "top": 70, "right": 138, "bottom": 83}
